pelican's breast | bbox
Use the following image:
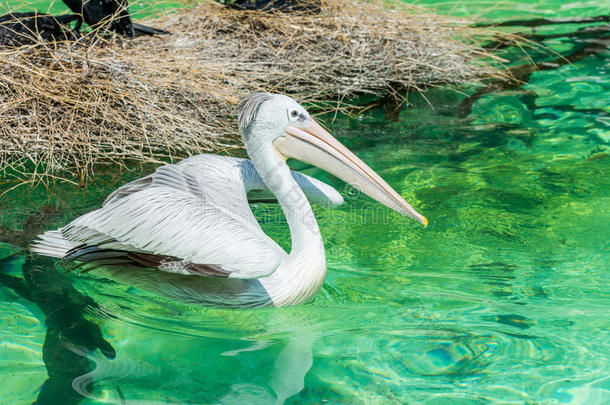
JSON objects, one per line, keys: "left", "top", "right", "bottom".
{"left": 260, "top": 239, "right": 327, "bottom": 307}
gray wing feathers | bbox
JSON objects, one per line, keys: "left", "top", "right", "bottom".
{"left": 64, "top": 186, "right": 282, "bottom": 278}
{"left": 287, "top": 171, "right": 344, "bottom": 207}
{"left": 103, "top": 175, "right": 153, "bottom": 206}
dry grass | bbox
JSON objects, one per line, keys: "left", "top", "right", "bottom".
{"left": 0, "top": 0, "right": 500, "bottom": 185}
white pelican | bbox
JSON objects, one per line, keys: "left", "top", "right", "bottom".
{"left": 32, "top": 93, "right": 427, "bottom": 308}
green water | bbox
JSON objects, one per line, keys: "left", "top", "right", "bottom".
{"left": 1, "top": 1, "right": 609, "bottom": 404}
{"left": 0, "top": 0, "right": 184, "bottom": 18}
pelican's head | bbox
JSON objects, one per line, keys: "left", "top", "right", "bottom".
{"left": 237, "top": 93, "right": 427, "bottom": 226}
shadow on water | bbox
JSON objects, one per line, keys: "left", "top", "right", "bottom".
{"left": 1, "top": 254, "right": 116, "bottom": 404}
{"left": 459, "top": 33, "right": 609, "bottom": 118}
{"left": 0, "top": 205, "right": 116, "bottom": 404}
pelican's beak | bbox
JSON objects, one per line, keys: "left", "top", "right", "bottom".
{"left": 274, "top": 119, "right": 428, "bottom": 226}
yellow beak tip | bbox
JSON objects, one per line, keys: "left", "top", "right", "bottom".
{"left": 422, "top": 216, "right": 428, "bottom": 227}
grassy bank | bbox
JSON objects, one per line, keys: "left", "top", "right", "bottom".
{"left": 0, "top": 0, "right": 499, "bottom": 185}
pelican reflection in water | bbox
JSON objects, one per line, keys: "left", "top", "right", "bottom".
{"left": 32, "top": 93, "right": 427, "bottom": 308}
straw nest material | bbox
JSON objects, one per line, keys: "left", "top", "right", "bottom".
{"left": 0, "top": 0, "right": 497, "bottom": 184}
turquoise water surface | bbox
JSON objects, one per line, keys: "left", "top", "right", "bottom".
{"left": 1, "top": 0, "right": 609, "bottom": 404}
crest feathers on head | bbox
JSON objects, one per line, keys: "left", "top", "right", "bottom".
{"left": 236, "top": 92, "right": 274, "bottom": 134}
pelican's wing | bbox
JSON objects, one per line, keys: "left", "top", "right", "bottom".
{"left": 38, "top": 156, "right": 282, "bottom": 278}
{"left": 103, "top": 159, "right": 344, "bottom": 208}
{"left": 33, "top": 155, "right": 342, "bottom": 279}
{"left": 246, "top": 168, "right": 344, "bottom": 207}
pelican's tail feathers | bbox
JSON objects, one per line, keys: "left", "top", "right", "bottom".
{"left": 30, "top": 230, "right": 79, "bottom": 259}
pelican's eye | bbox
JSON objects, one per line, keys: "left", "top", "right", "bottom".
{"left": 290, "top": 110, "right": 298, "bottom": 118}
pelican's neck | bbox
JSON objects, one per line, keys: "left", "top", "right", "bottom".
{"left": 244, "top": 132, "right": 327, "bottom": 307}
{"left": 246, "top": 140, "right": 322, "bottom": 254}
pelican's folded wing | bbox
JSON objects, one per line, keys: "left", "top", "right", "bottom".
{"left": 35, "top": 155, "right": 287, "bottom": 279}
{"left": 62, "top": 188, "right": 282, "bottom": 278}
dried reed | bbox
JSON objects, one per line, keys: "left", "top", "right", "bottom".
{"left": 0, "top": 0, "right": 498, "bottom": 184}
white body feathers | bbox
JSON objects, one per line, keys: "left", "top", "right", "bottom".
{"left": 32, "top": 154, "right": 343, "bottom": 307}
